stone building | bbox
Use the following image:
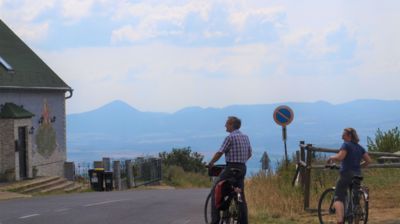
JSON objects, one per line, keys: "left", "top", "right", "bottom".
{"left": 0, "top": 20, "right": 73, "bottom": 181}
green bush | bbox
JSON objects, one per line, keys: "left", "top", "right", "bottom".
{"left": 367, "top": 127, "right": 400, "bottom": 153}
{"left": 159, "top": 147, "right": 207, "bottom": 174}
{"left": 159, "top": 147, "right": 210, "bottom": 188}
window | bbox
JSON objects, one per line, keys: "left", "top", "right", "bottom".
{"left": 0, "top": 55, "right": 14, "bottom": 72}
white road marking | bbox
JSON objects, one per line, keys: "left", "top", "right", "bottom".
{"left": 83, "top": 199, "right": 130, "bottom": 207}
{"left": 183, "top": 219, "right": 191, "bottom": 224}
{"left": 54, "top": 208, "right": 70, "bottom": 212}
{"left": 19, "top": 214, "right": 40, "bottom": 219}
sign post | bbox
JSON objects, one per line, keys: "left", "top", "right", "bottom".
{"left": 273, "top": 105, "right": 294, "bottom": 168}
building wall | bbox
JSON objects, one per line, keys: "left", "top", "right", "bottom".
{"left": 0, "top": 89, "right": 67, "bottom": 177}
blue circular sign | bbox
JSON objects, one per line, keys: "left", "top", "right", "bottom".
{"left": 273, "top": 105, "right": 294, "bottom": 126}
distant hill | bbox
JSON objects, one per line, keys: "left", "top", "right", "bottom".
{"left": 67, "top": 99, "right": 400, "bottom": 168}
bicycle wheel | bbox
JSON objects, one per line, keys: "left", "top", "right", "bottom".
{"left": 318, "top": 188, "right": 337, "bottom": 224}
{"left": 222, "top": 199, "right": 241, "bottom": 224}
{"left": 354, "top": 190, "right": 368, "bottom": 224}
{"left": 204, "top": 193, "right": 212, "bottom": 224}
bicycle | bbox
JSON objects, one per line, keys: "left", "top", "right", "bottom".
{"left": 204, "top": 165, "right": 244, "bottom": 224}
{"left": 317, "top": 164, "right": 369, "bottom": 224}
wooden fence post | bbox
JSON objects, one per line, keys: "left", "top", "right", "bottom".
{"left": 300, "top": 141, "right": 306, "bottom": 188}
{"left": 304, "top": 144, "right": 313, "bottom": 210}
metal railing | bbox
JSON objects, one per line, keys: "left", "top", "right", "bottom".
{"left": 73, "top": 157, "right": 162, "bottom": 189}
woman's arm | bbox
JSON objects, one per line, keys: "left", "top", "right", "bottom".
{"left": 361, "top": 153, "right": 372, "bottom": 168}
{"left": 328, "top": 149, "right": 347, "bottom": 163}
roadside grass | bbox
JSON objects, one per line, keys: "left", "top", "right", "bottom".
{"left": 246, "top": 161, "right": 400, "bottom": 223}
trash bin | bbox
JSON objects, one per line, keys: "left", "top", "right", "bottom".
{"left": 88, "top": 168, "right": 104, "bottom": 191}
{"left": 104, "top": 171, "right": 113, "bottom": 191}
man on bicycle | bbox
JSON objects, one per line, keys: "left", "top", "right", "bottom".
{"left": 327, "top": 128, "right": 372, "bottom": 224}
{"left": 208, "top": 116, "right": 252, "bottom": 224}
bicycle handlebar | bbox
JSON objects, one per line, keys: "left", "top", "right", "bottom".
{"left": 325, "top": 163, "right": 340, "bottom": 170}
{"left": 206, "top": 164, "right": 226, "bottom": 177}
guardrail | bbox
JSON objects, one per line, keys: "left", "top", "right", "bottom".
{"left": 294, "top": 141, "right": 400, "bottom": 211}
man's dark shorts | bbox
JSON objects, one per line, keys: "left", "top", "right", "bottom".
{"left": 334, "top": 171, "right": 354, "bottom": 202}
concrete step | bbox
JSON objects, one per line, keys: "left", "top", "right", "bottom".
{"left": 64, "top": 183, "right": 83, "bottom": 193}
{"left": 40, "top": 181, "right": 75, "bottom": 194}
{"left": 0, "top": 176, "right": 60, "bottom": 192}
{"left": 22, "top": 178, "right": 67, "bottom": 194}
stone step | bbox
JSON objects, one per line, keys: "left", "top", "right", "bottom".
{"left": 0, "top": 176, "right": 60, "bottom": 192}
{"left": 22, "top": 178, "right": 67, "bottom": 194}
{"left": 40, "top": 181, "right": 75, "bottom": 194}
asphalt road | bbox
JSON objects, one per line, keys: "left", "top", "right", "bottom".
{"left": 0, "top": 188, "right": 210, "bottom": 224}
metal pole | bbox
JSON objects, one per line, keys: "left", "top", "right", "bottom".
{"left": 282, "top": 126, "right": 288, "bottom": 168}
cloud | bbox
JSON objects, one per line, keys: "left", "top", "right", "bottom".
{"left": 0, "top": 0, "right": 55, "bottom": 42}
{"left": 61, "top": 0, "right": 95, "bottom": 23}
{"left": 110, "top": 1, "right": 285, "bottom": 44}
{"left": 14, "top": 22, "right": 50, "bottom": 42}
{"left": 228, "top": 6, "right": 285, "bottom": 31}
{"left": 111, "top": 1, "right": 211, "bottom": 43}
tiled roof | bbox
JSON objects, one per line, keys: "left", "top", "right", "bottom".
{"left": 0, "top": 102, "right": 35, "bottom": 119}
{"left": 0, "top": 20, "right": 71, "bottom": 91}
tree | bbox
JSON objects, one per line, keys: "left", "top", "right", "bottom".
{"left": 159, "top": 147, "right": 206, "bottom": 174}
{"left": 367, "top": 127, "right": 400, "bottom": 153}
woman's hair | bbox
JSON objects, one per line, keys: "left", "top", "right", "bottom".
{"left": 344, "top": 127, "right": 360, "bottom": 144}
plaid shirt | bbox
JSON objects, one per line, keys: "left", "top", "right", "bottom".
{"left": 218, "top": 130, "right": 252, "bottom": 163}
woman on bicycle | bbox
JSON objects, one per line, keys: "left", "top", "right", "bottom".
{"left": 327, "top": 128, "right": 372, "bottom": 224}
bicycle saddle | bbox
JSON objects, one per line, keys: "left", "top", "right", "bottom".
{"left": 352, "top": 175, "right": 363, "bottom": 186}
{"left": 229, "top": 168, "right": 243, "bottom": 179}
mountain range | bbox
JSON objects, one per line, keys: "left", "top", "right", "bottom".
{"left": 67, "top": 99, "right": 400, "bottom": 170}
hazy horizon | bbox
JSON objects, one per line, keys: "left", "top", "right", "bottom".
{"left": 66, "top": 98, "right": 400, "bottom": 115}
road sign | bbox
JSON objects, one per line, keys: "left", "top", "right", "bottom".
{"left": 273, "top": 105, "right": 294, "bottom": 168}
{"left": 273, "top": 105, "right": 294, "bottom": 127}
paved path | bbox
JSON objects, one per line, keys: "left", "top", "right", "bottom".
{"left": 0, "top": 189, "right": 209, "bottom": 224}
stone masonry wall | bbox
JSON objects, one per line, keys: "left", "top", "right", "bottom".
{"left": 0, "top": 119, "right": 16, "bottom": 181}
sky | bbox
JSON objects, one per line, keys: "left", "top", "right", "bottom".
{"left": 1, "top": 0, "right": 399, "bottom": 114}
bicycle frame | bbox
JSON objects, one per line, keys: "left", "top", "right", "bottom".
{"left": 318, "top": 165, "right": 369, "bottom": 224}
{"left": 345, "top": 178, "right": 369, "bottom": 223}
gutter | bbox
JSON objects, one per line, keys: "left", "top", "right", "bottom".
{"left": 65, "top": 89, "right": 73, "bottom": 99}
{"left": 0, "top": 86, "right": 74, "bottom": 99}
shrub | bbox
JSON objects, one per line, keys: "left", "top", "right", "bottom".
{"left": 159, "top": 147, "right": 207, "bottom": 174}
{"left": 367, "top": 127, "right": 400, "bottom": 153}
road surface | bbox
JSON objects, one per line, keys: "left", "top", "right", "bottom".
{"left": 0, "top": 188, "right": 209, "bottom": 224}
